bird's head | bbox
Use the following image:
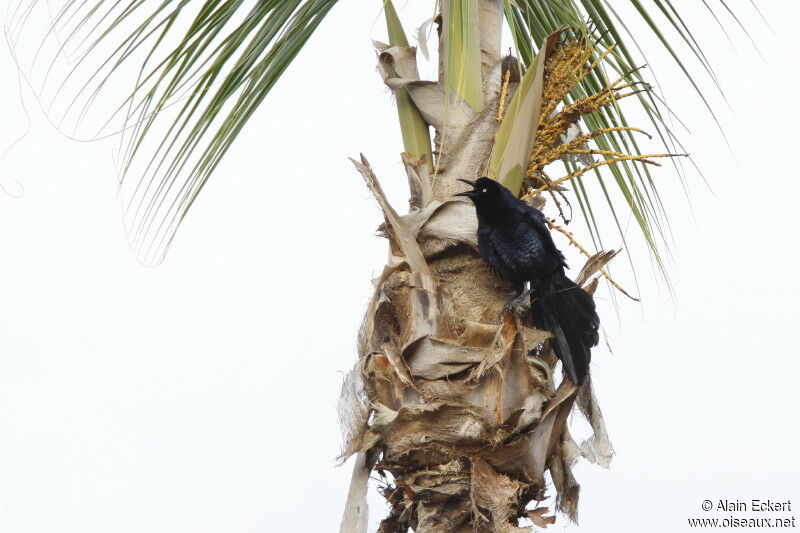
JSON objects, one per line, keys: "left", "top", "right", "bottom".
{"left": 453, "top": 177, "right": 511, "bottom": 215}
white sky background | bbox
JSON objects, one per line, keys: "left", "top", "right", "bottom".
{"left": 1, "top": 1, "right": 799, "bottom": 532}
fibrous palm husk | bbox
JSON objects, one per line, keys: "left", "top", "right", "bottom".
{"left": 338, "top": 155, "right": 613, "bottom": 532}
{"left": 339, "top": 23, "right": 632, "bottom": 533}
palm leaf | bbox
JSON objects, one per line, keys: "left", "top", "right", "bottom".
{"left": 12, "top": 0, "right": 757, "bottom": 272}
{"left": 12, "top": 0, "right": 337, "bottom": 264}
{"left": 443, "top": 0, "right": 483, "bottom": 111}
{"left": 383, "top": 0, "right": 434, "bottom": 167}
{"left": 503, "top": 0, "right": 757, "bottom": 281}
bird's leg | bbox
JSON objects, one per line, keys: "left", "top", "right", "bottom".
{"left": 502, "top": 281, "right": 534, "bottom": 318}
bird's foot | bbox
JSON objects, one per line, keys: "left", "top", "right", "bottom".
{"left": 501, "top": 289, "right": 533, "bottom": 319}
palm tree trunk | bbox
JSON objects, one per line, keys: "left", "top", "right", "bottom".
{"left": 340, "top": 3, "right": 613, "bottom": 531}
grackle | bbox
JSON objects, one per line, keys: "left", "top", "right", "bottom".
{"left": 455, "top": 177, "right": 599, "bottom": 385}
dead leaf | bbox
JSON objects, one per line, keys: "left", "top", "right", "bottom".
{"left": 526, "top": 507, "right": 556, "bottom": 528}
{"left": 575, "top": 250, "right": 619, "bottom": 287}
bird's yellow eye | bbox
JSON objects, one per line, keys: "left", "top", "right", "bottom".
{"left": 481, "top": 188, "right": 487, "bottom": 193}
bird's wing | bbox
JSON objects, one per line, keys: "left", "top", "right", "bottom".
{"left": 518, "top": 203, "right": 568, "bottom": 268}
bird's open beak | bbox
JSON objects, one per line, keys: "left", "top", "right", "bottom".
{"left": 454, "top": 178, "right": 477, "bottom": 198}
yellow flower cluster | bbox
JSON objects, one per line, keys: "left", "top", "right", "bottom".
{"left": 523, "top": 36, "right": 670, "bottom": 201}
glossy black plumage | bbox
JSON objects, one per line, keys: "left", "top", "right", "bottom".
{"left": 455, "top": 177, "right": 599, "bottom": 384}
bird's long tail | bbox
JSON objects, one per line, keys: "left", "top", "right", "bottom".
{"left": 532, "top": 272, "right": 599, "bottom": 385}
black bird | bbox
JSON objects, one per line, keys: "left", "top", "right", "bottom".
{"left": 455, "top": 177, "right": 599, "bottom": 385}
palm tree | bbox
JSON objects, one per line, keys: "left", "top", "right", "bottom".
{"left": 9, "top": 1, "right": 756, "bottom": 531}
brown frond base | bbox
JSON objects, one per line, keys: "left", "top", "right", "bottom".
{"left": 377, "top": 455, "right": 546, "bottom": 533}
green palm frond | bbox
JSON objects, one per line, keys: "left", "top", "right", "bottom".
{"left": 443, "top": 0, "right": 484, "bottom": 111}
{"left": 383, "top": 0, "right": 434, "bottom": 167}
{"left": 503, "top": 0, "right": 755, "bottom": 282}
{"left": 11, "top": 0, "right": 755, "bottom": 272}
{"left": 13, "top": 0, "right": 337, "bottom": 264}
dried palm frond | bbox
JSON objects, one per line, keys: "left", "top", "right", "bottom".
{"left": 340, "top": 150, "right": 615, "bottom": 533}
